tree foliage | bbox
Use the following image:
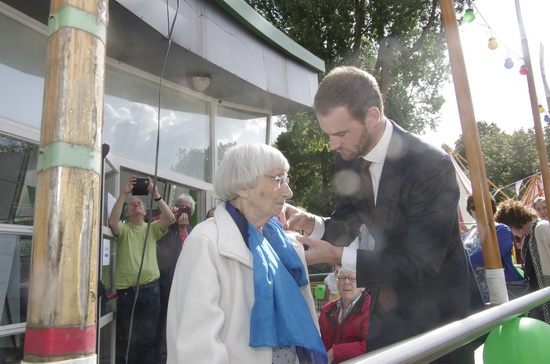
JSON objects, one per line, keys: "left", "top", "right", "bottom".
{"left": 275, "top": 112, "right": 335, "bottom": 216}
{"left": 453, "top": 121, "right": 550, "bottom": 200}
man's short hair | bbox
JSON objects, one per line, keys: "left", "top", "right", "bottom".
{"left": 466, "top": 195, "right": 496, "bottom": 216}
{"left": 313, "top": 66, "right": 384, "bottom": 122}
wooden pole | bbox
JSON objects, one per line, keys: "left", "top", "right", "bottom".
{"left": 515, "top": 0, "right": 550, "bottom": 216}
{"left": 440, "top": 0, "right": 506, "bottom": 304}
{"left": 23, "top": 1, "right": 108, "bottom": 363}
{"left": 541, "top": 43, "right": 550, "bottom": 113}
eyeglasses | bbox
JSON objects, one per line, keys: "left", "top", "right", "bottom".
{"left": 337, "top": 276, "right": 356, "bottom": 282}
{"left": 264, "top": 175, "right": 290, "bottom": 188}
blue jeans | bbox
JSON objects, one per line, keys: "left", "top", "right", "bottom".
{"left": 116, "top": 283, "right": 160, "bottom": 364}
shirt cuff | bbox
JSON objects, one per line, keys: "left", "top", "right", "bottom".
{"left": 342, "top": 247, "right": 357, "bottom": 272}
{"left": 308, "top": 215, "right": 326, "bottom": 239}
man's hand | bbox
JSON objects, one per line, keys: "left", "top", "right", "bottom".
{"left": 296, "top": 235, "right": 343, "bottom": 266}
{"left": 146, "top": 176, "right": 159, "bottom": 197}
{"left": 285, "top": 204, "right": 316, "bottom": 234}
{"left": 123, "top": 176, "right": 136, "bottom": 195}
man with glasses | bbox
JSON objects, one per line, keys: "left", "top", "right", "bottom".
{"left": 319, "top": 268, "right": 370, "bottom": 364}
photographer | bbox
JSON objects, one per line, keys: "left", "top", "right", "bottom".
{"left": 154, "top": 193, "right": 195, "bottom": 364}
{"left": 108, "top": 176, "right": 175, "bottom": 364}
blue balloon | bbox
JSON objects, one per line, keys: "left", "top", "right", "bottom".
{"left": 484, "top": 317, "right": 550, "bottom": 364}
{"left": 504, "top": 58, "right": 514, "bottom": 69}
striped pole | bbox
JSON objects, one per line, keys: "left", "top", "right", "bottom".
{"left": 22, "top": 1, "right": 108, "bottom": 363}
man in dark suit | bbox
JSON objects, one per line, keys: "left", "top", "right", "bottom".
{"left": 286, "top": 66, "right": 484, "bottom": 362}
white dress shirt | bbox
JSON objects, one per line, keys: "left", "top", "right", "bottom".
{"left": 310, "top": 119, "right": 393, "bottom": 271}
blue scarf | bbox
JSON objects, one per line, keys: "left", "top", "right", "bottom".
{"left": 225, "top": 203, "right": 327, "bottom": 364}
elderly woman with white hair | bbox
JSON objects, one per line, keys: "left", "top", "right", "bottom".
{"left": 166, "top": 143, "right": 326, "bottom": 364}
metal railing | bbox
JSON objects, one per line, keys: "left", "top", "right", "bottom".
{"left": 343, "top": 287, "right": 550, "bottom": 363}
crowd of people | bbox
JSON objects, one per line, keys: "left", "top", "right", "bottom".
{"left": 107, "top": 66, "right": 550, "bottom": 364}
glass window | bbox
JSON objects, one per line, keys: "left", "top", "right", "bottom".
{"left": 0, "top": 135, "right": 38, "bottom": 225}
{"left": 0, "top": 13, "right": 46, "bottom": 128}
{"left": 0, "top": 234, "right": 32, "bottom": 327}
{"left": 103, "top": 161, "right": 117, "bottom": 227}
{"left": 216, "top": 105, "right": 268, "bottom": 165}
{"left": 0, "top": 332, "right": 24, "bottom": 363}
{"left": 103, "top": 67, "right": 211, "bottom": 181}
{"left": 99, "top": 238, "right": 115, "bottom": 315}
{"left": 98, "top": 321, "right": 114, "bottom": 364}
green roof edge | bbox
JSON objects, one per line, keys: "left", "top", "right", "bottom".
{"left": 213, "top": 0, "right": 325, "bottom": 73}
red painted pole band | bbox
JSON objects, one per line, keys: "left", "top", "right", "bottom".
{"left": 24, "top": 325, "right": 96, "bottom": 357}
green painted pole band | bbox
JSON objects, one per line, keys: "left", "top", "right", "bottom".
{"left": 48, "top": 6, "right": 106, "bottom": 45}
{"left": 37, "top": 142, "right": 101, "bottom": 174}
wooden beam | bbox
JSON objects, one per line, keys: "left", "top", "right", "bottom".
{"left": 440, "top": 0, "right": 506, "bottom": 304}
{"left": 23, "top": 1, "right": 109, "bottom": 362}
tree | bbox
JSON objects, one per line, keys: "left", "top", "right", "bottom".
{"left": 453, "top": 121, "right": 546, "bottom": 200}
{"left": 275, "top": 112, "right": 335, "bottom": 216}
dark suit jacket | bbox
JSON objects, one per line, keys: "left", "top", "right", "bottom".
{"left": 323, "top": 121, "right": 484, "bottom": 355}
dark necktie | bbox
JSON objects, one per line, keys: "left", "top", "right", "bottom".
{"left": 359, "top": 159, "right": 376, "bottom": 212}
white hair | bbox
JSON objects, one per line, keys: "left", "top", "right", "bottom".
{"left": 336, "top": 266, "right": 356, "bottom": 277}
{"left": 214, "top": 143, "right": 289, "bottom": 201}
{"left": 175, "top": 193, "right": 195, "bottom": 212}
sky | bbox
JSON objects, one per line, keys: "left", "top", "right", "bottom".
{"left": 422, "top": 0, "right": 550, "bottom": 147}
{"left": 271, "top": 0, "right": 550, "bottom": 149}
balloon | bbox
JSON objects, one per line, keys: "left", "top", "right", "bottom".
{"left": 488, "top": 37, "right": 498, "bottom": 50}
{"left": 314, "top": 284, "right": 326, "bottom": 300}
{"left": 519, "top": 65, "right": 528, "bottom": 75}
{"left": 504, "top": 58, "right": 514, "bottom": 69}
{"left": 463, "top": 9, "right": 475, "bottom": 23}
{"left": 483, "top": 317, "right": 550, "bottom": 364}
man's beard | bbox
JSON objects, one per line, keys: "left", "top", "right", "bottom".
{"left": 338, "top": 127, "right": 371, "bottom": 160}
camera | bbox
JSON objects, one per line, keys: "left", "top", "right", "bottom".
{"left": 132, "top": 177, "right": 149, "bottom": 195}
{"left": 178, "top": 206, "right": 193, "bottom": 216}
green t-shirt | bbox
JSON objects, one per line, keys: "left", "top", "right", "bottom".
{"left": 114, "top": 220, "right": 166, "bottom": 290}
